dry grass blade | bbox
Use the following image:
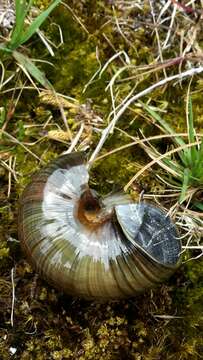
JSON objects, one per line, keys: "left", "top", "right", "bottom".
{"left": 1, "top": 129, "right": 43, "bottom": 162}
{"left": 93, "top": 132, "right": 203, "bottom": 163}
{"left": 124, "top": 140, "right": 201, "bottom": 191}
{"left": 90, "top": 66, "right": 203, "bottom": 164}
{"left": 10, "top": 267, "right": 15, "bottom": 327}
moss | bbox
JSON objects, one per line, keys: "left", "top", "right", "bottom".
{"left": 91, "top": 151, "right": 142, "bottom": 194}
{"left": 177, "top": 259, "right": 203, "bottom": 316}
{"left": 0, "top": 246, "right": 9, "bottom": 258}
{"left": 34, "top": 0, "right": 52, "bottom": 10}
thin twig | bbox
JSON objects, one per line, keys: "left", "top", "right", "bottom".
{"left": 93, "top": 132, "right": 203, "bottom": 163}
{"left": 1, "top": 129, "right": 43, "bottom": 162}
{"left": 7, "top": 156, "right": 12, "bottom": 197}
{"left": 124, "top": 140, "right": 201, "bottom": 191}
{"left": 65, "top": 122, "right": 85, "bottom": 153}
{"left": 149, "top": 0, "right": 167, "bottom": 76}
{"left": 0, "top": 159, "right": 19, "bottom": 177}
{"left": 10, "top": 267, "right": 15, "bottom": 327}
{"left": 89, "top": 66, "right": 203, "bottom": 164}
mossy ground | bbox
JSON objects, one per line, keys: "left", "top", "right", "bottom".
{"left": 0, "top": 1, "right": 202, "bottom": 359}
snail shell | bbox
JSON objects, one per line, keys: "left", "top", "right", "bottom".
{"left": 18, "top": 152, "right": 181, "bottom": 299}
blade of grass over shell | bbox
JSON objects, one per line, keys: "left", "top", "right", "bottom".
{"left": 13, "top": 51, "right": 52, "bottom": 90}
{"left": 20, "top": 0, "right": 61, "bottom": 45}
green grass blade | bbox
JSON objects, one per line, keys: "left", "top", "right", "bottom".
{"left": 177, "top": 149, "right": 191, "bottom": 168}
{"left": 187, "top": 96, "right": 197, "bottom": 163}
{"left": 0, "top": 107, "right": 6, "bottom": 127}
{"left": 0, "top": 43, "right": 12, "bottom": 53}
{"left": 161, "top": 157, "right": 184, "bottom": 176}
{"left": 20, "top": 0, "right": 61, "bottom": 45}
{"left": 141, "top": 101, "right": 193, "bottom": 166}
{"left": 193, "top": 138, "right": 203, "bottom": 175}
{"left": 188, "top": 96, "right": 195, "bottom": 143}
{"left": 13, "top": 50, "right": 52, "bottom": 90}
{"left": 15, "top": 0, "right": 27, "bottom": 25}
{"left": 192, "top": 202, "right": 203, "bottom": 211}
{"left": 140, "top": 101, "right": 186, "bottom": 147}
{"left": 179, "top": 168, "right": 190, "bottom": 204}
{"left": 8, "top": 0, "right": 31, "bottom": 49}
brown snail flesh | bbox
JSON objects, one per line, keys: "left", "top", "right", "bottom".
{"left": 18, "top": 152, "right": 181, "bottom": 299}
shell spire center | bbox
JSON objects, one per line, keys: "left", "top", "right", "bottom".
{"left": 77, "top": 189, "right": 112, "bottom": 228}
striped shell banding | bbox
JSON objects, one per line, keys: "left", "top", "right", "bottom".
{"left": 18, "top": 152, "right": 181, "bottom": 299}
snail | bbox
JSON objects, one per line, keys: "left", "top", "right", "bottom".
{"left": 18, "top": 152, "right": 181, "bottom": 299}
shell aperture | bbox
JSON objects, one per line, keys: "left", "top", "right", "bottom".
{"left": 115, "top": 204, "right": 180, "bottom": 265}
{"left": 18, "top": 152, "right": 181, "bottom": 299}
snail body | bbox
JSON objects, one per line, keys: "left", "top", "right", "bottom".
{"left": 18, "top": 152, "right": 181, "bottom": 299}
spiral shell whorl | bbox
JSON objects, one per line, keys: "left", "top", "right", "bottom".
{"left": 18, "top": 153, "right": 181, "bottom": 299}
